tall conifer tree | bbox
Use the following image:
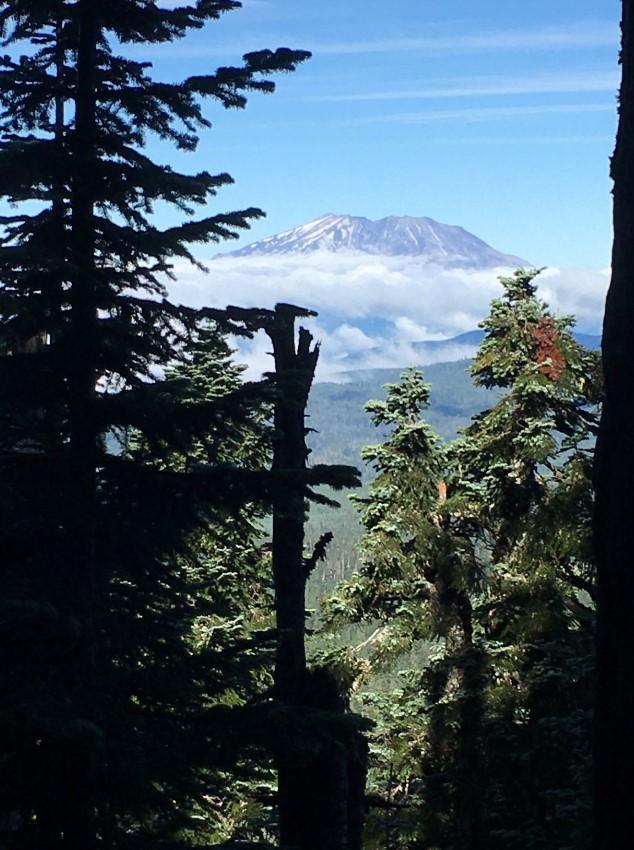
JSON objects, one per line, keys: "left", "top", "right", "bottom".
{"left": 327, "top": 271, "right": 599, "bottom": 850}
{"left": 0, "top": 3, "right": 309, "bottom": 847}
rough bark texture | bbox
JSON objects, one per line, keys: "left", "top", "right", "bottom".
{"left": 593, "top": 3, "right": 634, "bottom": 847}
{"left": 455, "top": 643, "right": 483, "bottom": 850}
{"left": 267, "top": 309, "right": 325, "bottom": 850}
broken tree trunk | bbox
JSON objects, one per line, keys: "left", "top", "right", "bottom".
{"left": 260, "top": 304, "right": 366, "bottom": 850}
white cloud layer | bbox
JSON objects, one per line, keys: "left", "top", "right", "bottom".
{"left": 165, "top": 252, "right": 609, "bottom": 380}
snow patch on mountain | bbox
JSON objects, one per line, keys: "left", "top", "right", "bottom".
{"left": 222, "top": 213, "right": 528, "bottom": 269}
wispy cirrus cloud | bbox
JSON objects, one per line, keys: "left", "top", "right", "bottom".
{"left": 309, "top": 70, "right": 619, "bottom": 103}
{"left": 428, "top": 134, "right": 613, "bottom": 145}
{"left": 157, "top": 0, "right": 271, "bottom": 10}
{"left": 335, "top": 102, "right": 614, "bottom": 127}
{"left": 311, "top": 21, "right": 617, "bottom": 55}
{"left": 133, "top": 20, "right": 617, "bottom": 59}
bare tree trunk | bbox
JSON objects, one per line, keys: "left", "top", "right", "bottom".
{"left": 64, "top": 1, "right": 100, "bottom": 846}
{"left": 267, "top": 308, "right": 327, "bottom": 849}
{"left": 593, "top": 3, "right": 634, "bottom": 848}
{"left": 264, "top": 304, "right": 366, "bottom": 850}
{"left": 268, "top": 315, "right": 318, "bottom": 710}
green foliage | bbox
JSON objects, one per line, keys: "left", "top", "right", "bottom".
{"left": 307, "top": 360, "right": 500, "bottom": 473}
{"left": 113, "top": 325, "right": 277, "bottom": 846}
{"left": 324, "top": 269, "right": 600, "bottom": 850}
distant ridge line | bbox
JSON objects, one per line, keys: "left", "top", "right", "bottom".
{"left": 312, "top": 329, "right": 602, "bottom": 382}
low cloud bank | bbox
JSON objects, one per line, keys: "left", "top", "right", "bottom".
{"left": 165, "top": 252, "right": 609, "bottom": 380}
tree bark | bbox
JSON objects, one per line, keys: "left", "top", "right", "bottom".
{"left": 269, "top": 316, "right": 317, "bottom": 708}
{"left": 593, "top": 3, "right": 634, "bottom": 848}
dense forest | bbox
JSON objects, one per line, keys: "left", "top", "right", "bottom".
{"left": 0, "top": 2, "right": 632, "bottom": 850}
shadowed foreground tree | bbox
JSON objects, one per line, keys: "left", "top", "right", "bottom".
{"left": 267, "top": 307, "right": 367, "bottom": 850}
{"left": 107, "top": 322, "right": 278, "bottom": 847}
{"left": 593, "top": 2, "right": 634, "bottom": 848}
{"left": 0, "top": 2, "right": 309, "bottom": 848}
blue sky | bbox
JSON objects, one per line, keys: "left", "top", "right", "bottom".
{"left": 143, "top": 0, "right": 621, "bottom": 268}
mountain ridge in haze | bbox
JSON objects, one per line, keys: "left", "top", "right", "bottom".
{"left": 223, "top": 213, "right": 529, "bottom": 269}
{"left": 320, "top": 328, "right": 602, "bottom": 377}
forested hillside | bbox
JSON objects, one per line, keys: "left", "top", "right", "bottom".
{"left": 306, "top": 361, "right": 499, "bottom": 603}
{"left": 307, "top": 331, "right": 601, "bottom": 470}
{"left": 308, "top": 361, "right": 498, "bottom": 469}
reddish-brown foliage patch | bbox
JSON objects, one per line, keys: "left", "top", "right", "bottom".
{"left": 534, "top": 317, "right": 566, "bottom": 381}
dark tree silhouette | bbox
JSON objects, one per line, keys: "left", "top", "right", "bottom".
{"left": 221, "top": 304, "right": 367, "bottom": 850}
{"left": 0, "top": 3, "right": 309, "bottom": 848}
{"left": 594, "top": 3, "right": 634, "bottom": 848}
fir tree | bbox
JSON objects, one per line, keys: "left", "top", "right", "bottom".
{"left": 103, "top": 322, "right": 277, "bottom": 847}
{"left": 451, "top": 269, "right": 599, "bottom": 849}
{"left": 0, "top": 3, "right": 309, "bottom": 847}
{"left": 323, "top": 369, "right": 481, "bottom": 849}
{"left": 326, "top": 270, "right": 600, "bottom": 850}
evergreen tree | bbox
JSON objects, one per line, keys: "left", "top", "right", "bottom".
{"left": 451, "top": 269, "right": 598, "bottom": 850}
{"left": 326, "top": 270, "right": 600, "bottom": 850}
{"left": 0, "top": 3, "right": 309, "bottom": 847}
{"left": 323, "top": 369, "right": 481, "bottom": 849}
{"left": 103, "top": 323, "right": 277, "bottom": 847}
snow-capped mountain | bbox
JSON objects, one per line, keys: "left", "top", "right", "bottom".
{"left": 224, "top": 213, "right": 528, "bottom": 269}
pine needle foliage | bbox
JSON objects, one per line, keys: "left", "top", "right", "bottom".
{"left": 107, "top": 324, "right": 277, "bottom": 847}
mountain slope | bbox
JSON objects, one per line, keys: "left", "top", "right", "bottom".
{"left": 307, "top": 359, "right": 497, "bottom": 471}
{"left": 409, "top": 328, "right": 601, "bottom": 358}
{"left": 224, "top": 213, "right": 528, "bottom": 269}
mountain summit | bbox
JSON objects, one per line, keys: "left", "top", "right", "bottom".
{"left": 224, "top": 213, "right": 528, "bottom": 268}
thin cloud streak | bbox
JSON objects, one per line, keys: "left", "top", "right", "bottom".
{"left": 430, "top": 134, "right": 613, "bottom": 145}
{"left": 309, "top": 71, "right": 619, "bottom": 102}
{"left": 337, "top": 103, "right": 614, "bottom": 127}
{"left": 312, "top": 22, "right": 617, "bottom": 55}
